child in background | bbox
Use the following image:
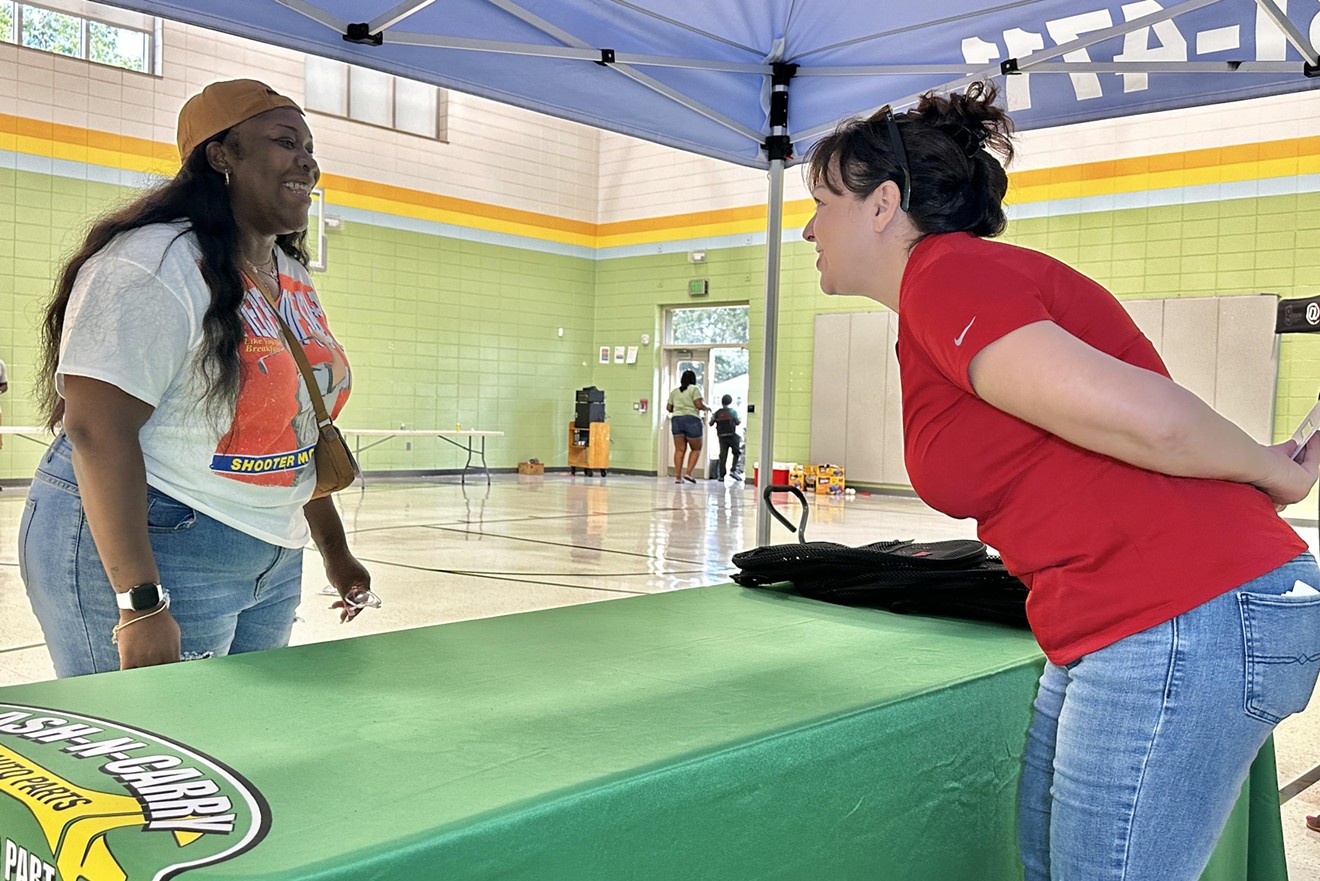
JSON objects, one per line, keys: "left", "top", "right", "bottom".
{"left": 709, "top": 394, "right": 743, "bottom": 482}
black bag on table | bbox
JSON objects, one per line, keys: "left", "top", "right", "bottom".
{"left": 732, "top": 538, "right": 1029, "bottom": 627}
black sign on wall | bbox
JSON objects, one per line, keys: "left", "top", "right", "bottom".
{"left": 1276, "top": 295, "right": 1320, "bottom": 334}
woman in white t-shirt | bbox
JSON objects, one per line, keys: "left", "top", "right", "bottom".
{"left": 21, "top": 80, "right": 373, "bottom": 677}
{"left": 666, "top": 369, "right": 708, "bottom": 483}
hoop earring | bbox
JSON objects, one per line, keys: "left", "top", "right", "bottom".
{"left": 223, "top": 169, "right": 231, "bottom": 188}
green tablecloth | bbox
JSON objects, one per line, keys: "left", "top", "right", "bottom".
{"left": 0, "top": 585, "right": 1285, "bottom": 880}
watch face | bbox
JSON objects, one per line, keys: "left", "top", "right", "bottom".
{"left": 129, "top": 583, "right": 162, "bottom": 611}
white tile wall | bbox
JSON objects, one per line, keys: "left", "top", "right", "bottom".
{"left": 4, "top": 19, "right": 601, "bottom": 224}
{"left": 597, "top": 88, "right": 1320, "bottom": 223}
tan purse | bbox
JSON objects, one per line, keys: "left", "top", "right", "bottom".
{"left": 258, "top": 279, "right": 359, "bottom": 498}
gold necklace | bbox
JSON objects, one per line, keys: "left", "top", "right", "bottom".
{"left": 244, "top": 261, "right": 280, "bottom": 304}
{"left": 248, "top": 259, "right": 277, "bottom": 283}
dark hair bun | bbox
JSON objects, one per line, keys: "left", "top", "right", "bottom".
{"left": 806, "top": 80, "right": 1015, "bottom": 239}
{"left": 910, "top": 80, "right": 1014, "bottom": 165}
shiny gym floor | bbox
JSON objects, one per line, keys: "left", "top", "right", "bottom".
{"left": 1, "top": 472, "right": 1318, "bottom": 877}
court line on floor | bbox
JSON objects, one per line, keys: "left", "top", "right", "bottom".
{"left": 425, "top": 523, "right": 728, "bottom": 568}
{"left": 332, "top": 520, "right": 716, "bottom": 565}
{"left": 349, "top": 556, "right": 673, "bottom": 595}
{"left": 1281, "top": 765, "right": 1320, "bottom": 803}
{"left": 318, "top": 512, "right": 739, "bottom": 567}
{"left": 333, "top": 502, "right": 750, "bottom": 534}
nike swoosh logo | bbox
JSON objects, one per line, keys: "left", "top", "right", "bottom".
{"left": 954, "top": 317, "right": 977, "bottom": 346}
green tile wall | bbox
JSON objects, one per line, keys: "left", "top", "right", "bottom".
{"left": 5, "top": 160, "right": 1320, "bottom": 490}
{"left": 0, "top": 166, "right": 597, "bottom": 480}
{"left": 597, "top": 191, "right": 1320, "bottom": 481}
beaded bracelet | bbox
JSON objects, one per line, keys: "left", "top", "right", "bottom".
{"left": 111, "top": 601, "right": 170, "bottom": 645}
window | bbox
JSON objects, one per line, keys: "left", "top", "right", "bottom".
{"left": 305, "top": 56, "right": 448, "bottom": 141}
{"left": 0, "top": 1, "right": 156, "bottom": 73}
{"left": 668, "top": 306, "right": 750, "bottom": 346}
{"left": 665, "top": 305, "right": 751, "bottom": 409}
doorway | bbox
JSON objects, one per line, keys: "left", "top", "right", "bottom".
{"left": 657, "top": 305, "right": 750, "bottom": 479}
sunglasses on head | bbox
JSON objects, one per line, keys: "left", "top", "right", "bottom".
{"left": 869, "top": 104, "right": 911, "bottom": 212}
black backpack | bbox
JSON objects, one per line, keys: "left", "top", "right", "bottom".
{"left": 731, "top": 487, "right": 1030, "bottom": 628}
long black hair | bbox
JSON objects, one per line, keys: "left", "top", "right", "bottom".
{"left": 679, "top": 369, "right": 697, "bottom": 392}
{"left": 807, "top": 81, "right": 1015, "bottom": 240}
{"left": 37, "top": 132, "right": 308, "bottom": 429}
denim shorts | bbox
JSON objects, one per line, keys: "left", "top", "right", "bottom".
{"left": 1018, "top": 552, "right": 1320, "bottom": 881}
{"left": 20, "top": 434, "right": 304, "bottom": 677}
{"left": 671, "top": 415, "right": 703, "bottom": 439}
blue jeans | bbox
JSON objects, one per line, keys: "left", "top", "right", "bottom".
{"left": 20, "top": 434, "right": 304, "bottom": 678}
{"left": 1018, "top": 553, "right": 1320, "bottom": 881}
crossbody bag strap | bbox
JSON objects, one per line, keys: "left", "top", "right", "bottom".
{"left": 250, "top": 274, "right": 334, "bottom": 428}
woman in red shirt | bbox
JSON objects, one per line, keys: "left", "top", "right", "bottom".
{"left": 802, "top": 81, "right": 1320, "bottom": 881}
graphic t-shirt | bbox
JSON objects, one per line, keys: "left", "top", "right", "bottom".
{"left": 897, "top": 232, "right": 1304, "bottom": 665}
{"left": 668, "top": 385, "right": 705, "bottom": 418}
{"left": 58, "top": 223, "right": 351, "bottom": 547}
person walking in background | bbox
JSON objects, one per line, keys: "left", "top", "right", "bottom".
{"left": 709, "top": 394, "right": 742, "bottom": 482}
{"left": 666, "top": 369, "right": 707, "bottom": 484}
{"left": 21, "top": 79, "right": 373, "bottom": 677}
{"left": 802, "top": 80, "right": 1320, "bottom": 881}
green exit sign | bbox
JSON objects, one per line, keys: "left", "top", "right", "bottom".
{"left": 688, "top": 279, "right": 709, "bottom": 297}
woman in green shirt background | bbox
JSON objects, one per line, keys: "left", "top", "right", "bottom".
{"left": 666, "top": 369, "right": 708, "bottom": 483}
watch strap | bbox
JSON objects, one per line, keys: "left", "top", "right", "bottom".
{"left": 115, "top": 583, "right": 169, "bottom": 612}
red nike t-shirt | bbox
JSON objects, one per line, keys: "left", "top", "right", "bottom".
{"left": 898, "top": 232, "right": 1304, "bottom": 664}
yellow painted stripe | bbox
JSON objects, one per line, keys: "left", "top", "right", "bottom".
{"left": 5, "top": 114, "right": 177, "bottom": 176}
{"left": 0, "top": 112, "right": 596, "bottom": 247}
{"left": 319, "top": 173, "right": 596, "bottom": 242}
{"left": 5, "top": 111, "right": 1320, "bottom": 246}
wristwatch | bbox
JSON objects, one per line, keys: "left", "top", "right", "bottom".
{"left": 115, "top": 583, "right": 171, "bottom": 612}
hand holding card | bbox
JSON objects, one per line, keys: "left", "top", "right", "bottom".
{"left": 1290, "top": 399, "right": 1320, "bottom": 461}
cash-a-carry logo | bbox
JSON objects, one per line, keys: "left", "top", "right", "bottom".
{"left": 0, "top": 704, "right": 269, "bottom": 881}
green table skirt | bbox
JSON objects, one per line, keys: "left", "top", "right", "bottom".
{"left": 0, "top": 585, "right": 1285, "bottom": 880}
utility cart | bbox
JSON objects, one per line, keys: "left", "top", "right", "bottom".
{"left": 568, "top": 421, "right": 610, "bottom": 476}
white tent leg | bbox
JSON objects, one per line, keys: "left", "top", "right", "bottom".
{"left": 755, "top": 158, "right": 785, "bottom": 547}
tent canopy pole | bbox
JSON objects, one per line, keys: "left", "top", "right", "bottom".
{"left": 755, "top": 62, "right": 796, "bottom": 547}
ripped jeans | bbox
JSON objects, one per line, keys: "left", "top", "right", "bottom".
{"left": 20, "top": 434, "right": 304, "bottom": 677}
{"left": 1018, "top": 552, "right": 1320, "bottom": 881}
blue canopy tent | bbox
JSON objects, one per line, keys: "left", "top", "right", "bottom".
{"left": 103, "top": 0, "right": 1320, "bottom": 542}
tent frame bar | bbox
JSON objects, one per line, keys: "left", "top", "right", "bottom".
{"left": 1021, "top": 61, "right": 1311, "bottom": 73}
{"left": 382, "top": 31, "right": 771, "bottom": 74}
{"left": 275, "top": 0, "right": 345, "bottom": 32}
{"left": 1256, "top": 0, "right": 1320, "bottom": 65}
{"left": 794, "top": 0, "right": 1227, "bottom": 143}
{"left": 800, "top": 61, "right": 1313, "bottom": 76}
{"left": 368, "top": 0, "right": 439, "bottom": 34}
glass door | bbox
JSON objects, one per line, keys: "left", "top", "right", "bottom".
{"left": 659, "top": 349, "right": 709, "bottom": 478}
{"left": 658, "top": 346, "right": 748, "bottom": 479}
{"left": 708, "top": 346, "right": 749, "bottom": 478}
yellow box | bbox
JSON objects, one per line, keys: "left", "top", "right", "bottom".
{"left": 815, "top": 464, "right": 845, "bottom": 495}
{"left": 518, "top": 461, "right": 545, "bottom": 475}
{"left": 789, "top": 465, "right": 807, "bottom": 490}
{"left": 803, "top": 464, "right": 818, "bottom": 488}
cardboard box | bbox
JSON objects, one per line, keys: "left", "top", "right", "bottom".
{"left": 789, "top": 465, "right": 807, "bottom": 491}
{"left": 518, "top": 461, "right": 545, "bottom": 475}
{"left": 815, "top": 464, "right": 845, "bottom": 495}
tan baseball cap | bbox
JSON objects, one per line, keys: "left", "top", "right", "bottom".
{"left": 176, "top": 79, "right": 303, "bottom": 162}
